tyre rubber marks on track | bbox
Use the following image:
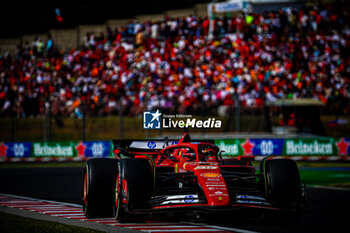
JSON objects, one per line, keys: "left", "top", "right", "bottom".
{"left": 0, "top": 194, "right": 255, "bottom": 233}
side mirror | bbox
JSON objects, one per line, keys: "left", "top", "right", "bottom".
{"left": 218, "top": 150, "right": 225, "bottom": 160}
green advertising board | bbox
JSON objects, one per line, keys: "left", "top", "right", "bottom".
{"left": 32, "top": 142, "right": 77, "bottom": 157}
{"left": 215, "top": 139, "right": 245, "bottom": 156}
{"left": 284, "top": 138, "right": 336, "bottom": 156}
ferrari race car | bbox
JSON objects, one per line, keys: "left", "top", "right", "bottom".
{"left": 83, "top": 133, "right": 306, "bottom": 221}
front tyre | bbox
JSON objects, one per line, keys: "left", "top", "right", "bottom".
{"left": 264, "top": 159, "right": 301, "bottom": 208}
{"left": 83, "top": 158, "right": 118, "bottom": 218}
{"left": 115, "top": 158, "right": 154, "bottom": 222}
{"left": 263, "top": 159, "right": 302, "bottom": 222}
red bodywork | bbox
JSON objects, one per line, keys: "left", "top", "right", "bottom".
{"left": 113, "top": 133, "right": 278, "bottom": 213}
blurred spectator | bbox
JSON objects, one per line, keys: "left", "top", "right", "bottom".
{"left": 0, "top": 3, "right": 349, "bottom": 118}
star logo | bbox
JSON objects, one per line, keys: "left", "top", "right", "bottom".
{"left": 0, "top": 142, "right": 8, "bottom": 158}
{"left": 143, "top": 110, "right": 162, "bottom": 129}
{"left": 241, "top": 139, "right": 255, "bottom": 155}
{"left": 336, "top": 138, "right": 349, "bottom": 156}
{"left": 151, "top": 109, "right": 162, "bottom": 122}
{"left": 75, "top": 141, "right": 87, "bottom": 157}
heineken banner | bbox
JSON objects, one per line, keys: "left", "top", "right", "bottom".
{"left": 284, "top": 138, "right": 335, "bottom": 156}
{"left": 32, "top": 141, "right": 113, "bottom": 158}
{"left": 32, "top": 142, "right": 77, "bottom": 157}
{"left": 284, "top": 137, "right": 349, "bottom": 156}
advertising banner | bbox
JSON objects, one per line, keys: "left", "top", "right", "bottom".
{"left": 32, "top": 141, "right": 114, "bottom": 158}
{"left": 1, "top": 138, "right": 348, "bottom": 160}
{"left": 284, "top": 138, "right": 336, "bottom": 156}
{"left": 215, "top": 139, "right": 284, "bottom": 156}
{"left": 215, "top": 138, "right": 349, "bottom": 156}
{"left": 208, "top": 2, "right": 244, "bottom": 13}
{"left": 334, "top": 138, "right": 350, "bottom": 156}
{"left": 32, "top": 142, "right": 77, "bottom": 157}
{"left": 0, "top": 142, "right": 32, "bottom": 158}
{"left": 76, "top": 141, "right": 112, "bottom": 158}
{"left": 214, "top": 139, "right": 242, "bottom": 156}
{"left": 250, "top": 139, "right": 284, "bottom": 156}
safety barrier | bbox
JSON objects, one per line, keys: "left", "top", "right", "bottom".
{"left": 0, "top": 141, "right": 113, "bottom": 159}
{"left": 0, "top": 138, "right": 349, "bottom": 161}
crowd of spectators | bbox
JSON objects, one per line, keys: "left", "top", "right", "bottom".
{"left": 0, "top": 3, "right": 349, "bottom": 119}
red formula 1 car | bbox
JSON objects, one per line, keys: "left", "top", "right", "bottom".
{"left": 83, "top": 133, "right": 306, "bottom": 222}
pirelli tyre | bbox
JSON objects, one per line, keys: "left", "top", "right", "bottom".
{"left": 264, "top": 159, "right": 301, "bottom": 208}
{"left": 115, "top": 158, "right": 154, "bottom": 222}
{"left": 83, "top": 158, "right": 118, "bottom": 218}
{"left": 263, "top": 159, "right": 302, "bottom": 222}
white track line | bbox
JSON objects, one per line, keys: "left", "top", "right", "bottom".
{"left": 0, "top": 193, "right": 81, "bottom": 208}
{"left": 7, "top": 205, "right": 70, "bottom": 208}
{"left": 127, "top": 225, "right": 201, "bottom": 228}
{"left": 309, "top": 185, "right": 350, "bottom": 191}
{"left": 0, "top": 193, "right": 259, "bottom": 233}
{"left": 108, "top": 223, "right": 181, "bottom": 227}
{"left": 138, "top": 229, "right": 222, "bottom": 232}
{"left": 43, "top": 210, "right": 83, "bottom": 213}
{"left": 52, "top": 213, "right": 86, "bottom": 216}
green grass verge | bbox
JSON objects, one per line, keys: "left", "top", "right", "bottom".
{"left": 296, "top": 162, "right": 350, "bottom": 188}
{"left": 299, "top": 168, "right": 350, "bottom": 188}
{"left": 0, "top": 211, "right": 103, "bottom": 233}
{"left": 252, "top": 161, "right": 350, "bottom": 188}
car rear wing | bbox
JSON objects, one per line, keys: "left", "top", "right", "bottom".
{"left": 112, "top": 137, "right": 214, "bottom": 153}
{"left": 113, "top": 139, "right": 178, "bottom": 153}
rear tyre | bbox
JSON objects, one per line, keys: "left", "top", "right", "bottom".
{"left": 115, "top": 158, "right": 153, "bottom": 222}
{"left": 83, "top": 158, "right": 118, "bottom": 218}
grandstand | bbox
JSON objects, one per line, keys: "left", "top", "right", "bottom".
{"left": 0, "top": 0, "right": 349, "bottom": 138}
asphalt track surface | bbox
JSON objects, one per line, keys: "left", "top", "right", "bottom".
{"left": 0, "top": 166, "right": 349, "bottom": 233}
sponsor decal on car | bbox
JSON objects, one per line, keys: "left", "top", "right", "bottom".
{"left": 160, "top": 194, "right": 199, "bottom": 205}
{"left": 206, "top": 184, "right": 226, "bottom": 187}
{"left": 207, "top": 178, "right": 221, "bottom": 181}
{"left": 208, "top": 191, "right": 229, "bottom": 197}
{"left": 147, "top": 141, "right": 156, "bottom": 149}
{"left": 208, "top": 187, "right": 226, "bottom": 190}
{"left": 129, "top": 141, "right": 178, "bottom": 149}
{"left": 184, "top": 195, "right": 195, "bottom": 203}
{"left": 205, "top": 182, "right": 225, "bottom": 185}
{"left": 201, "top": 173, "right": 221, "bottom": 178}
{"left": 235, "top": 195, "right": 271, "bottom": 205}
{"left": 194, "top": 165, "right": 218, "bottom": 170}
